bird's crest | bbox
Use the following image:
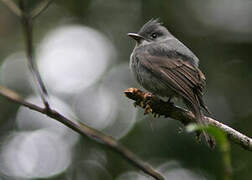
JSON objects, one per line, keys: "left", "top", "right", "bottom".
{"left": 138, "top": 18, "right": 163, "bottom": 36}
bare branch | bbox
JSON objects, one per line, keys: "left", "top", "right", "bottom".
{"left": 124, "top": 88, "right": 252, "bottom": 152}
{"left": 0, "top": 86, "right": 165, "bottom": 180}
{"left": 31, "top": 0, "right": 55, "bottom": 19}
{"left": 1, "top": 0, "right": 22, "bottom": 17}
{"left": 19, "top": 1, "right": 50, "bottom": 109}
{"left": 1, "top": 1, "right": 164, "bottom": 179}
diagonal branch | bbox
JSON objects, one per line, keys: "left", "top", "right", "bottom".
{"left": 19, "top": 0, "right": 50, "bottom": 109}
{"left": 31, "top": 0, "right": 55, "bottom": 19}
{"left": 124, "top": 88, "right": 252, "bottom": 152}
{"left": 1, "top": 0, "right": 22, "bottom": 17}
{"left": 1, "top": 1, "right": 164, "bottom": 179}
{"left": 0, "top": 86, "right": 165, "bottom": 180}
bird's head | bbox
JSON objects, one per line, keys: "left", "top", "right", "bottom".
{"left": 128, "top": 19, "right": 173, "bottom": 46}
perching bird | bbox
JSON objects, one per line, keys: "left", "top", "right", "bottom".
{"left": 128, "top": 19, "right": 214, "bottom": 148}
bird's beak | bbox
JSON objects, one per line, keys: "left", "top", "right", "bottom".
{"left": 127, "top": 33, "right": 144, "bottom": 42}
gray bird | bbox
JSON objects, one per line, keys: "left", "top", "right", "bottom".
{"left": 128, "top": 19, "right": 214, "bottom": 148}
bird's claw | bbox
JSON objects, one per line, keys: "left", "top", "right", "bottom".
{"left": 166, "top": 97, "right": 175, "bottom": 106}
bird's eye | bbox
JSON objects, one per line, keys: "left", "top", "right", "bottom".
{"left": 151, "top": 33, "right": 157, "bottom": 39}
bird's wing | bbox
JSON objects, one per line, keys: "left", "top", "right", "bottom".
{"left": 138, "top": 53, "right": 209, "bottom": 113}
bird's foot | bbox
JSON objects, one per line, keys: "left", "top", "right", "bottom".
{"left": 166, "top": 97, "right": 174, "bottom": 106}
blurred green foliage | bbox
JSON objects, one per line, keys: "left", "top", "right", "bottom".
{"left": 187, "top": 124, "right": 232, "bottom": 180}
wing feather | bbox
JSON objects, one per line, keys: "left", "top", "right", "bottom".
{"left": 138, "top": 53, "right": 209, "bottom": 113}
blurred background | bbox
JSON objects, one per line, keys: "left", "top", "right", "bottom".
{"left": 0, "top": 0, "right": 251, "bottom": 179}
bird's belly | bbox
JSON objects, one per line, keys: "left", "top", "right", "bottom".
{"left": 130, "top": 56, "right": 175, "bottom": 97}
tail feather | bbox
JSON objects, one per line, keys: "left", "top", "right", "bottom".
{"left": 194, "top": 108, "right": 215, "bottom": 148}
{"left": 186, "top": 99, "right": 215, "bottom": 148}
{"left": 198, "top": 95, "right": 211, "bottom": 115}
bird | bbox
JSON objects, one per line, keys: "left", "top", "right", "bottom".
{"left": 128, "top": 19, "right": 214, "bottom": 148}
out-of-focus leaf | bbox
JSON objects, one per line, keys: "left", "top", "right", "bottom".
{"left": 186, "top": 123, "right": 232, "bottom": 180}
{"left": 186, "top": 123, "right": 228, "bottom": 151}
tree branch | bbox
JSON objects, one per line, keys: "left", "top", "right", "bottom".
{"left": 19, "top": 0, "right": 50, "bottom": 109}
{"left": 124, "top": 88, "right": 252, "bottom": 152}
{"left": 1, "top": 1, "right": 165, "bottom": 179}
{"left": 31, "top": 0, "right": 55, "bottom": 19}
{"left": 0, "top": 86, "right": 165, "bottom": 180}
{"left": 1, "top": 0, "right": 22, "bottom": 17}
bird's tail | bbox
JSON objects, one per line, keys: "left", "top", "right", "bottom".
{"left": 194, "top": 106, "right": 215, "bottom": 148}
{"left": 187, "top": 100, "right": 215, "bottom": 148}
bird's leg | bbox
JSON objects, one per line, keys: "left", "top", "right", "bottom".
{"left": 166, "top": 96, "right": 175, "bottom": 106}
{"left": 167, "top": 97, "right": 171, "bottom": 103}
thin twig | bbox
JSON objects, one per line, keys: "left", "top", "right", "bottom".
{"left": 31, "top": 0, "right": 55, "bottom": 19}
{"left": 1, "top": 0, "right": 22, "bottom": 17}
{"left": 124, "top": 88, "right": 252, "bottom": 152}
{"left": 1, "top": 1, "right": 165, "bottom": 179}
{"left": 19, "top": 1, "right": 50, "bottom": 109}
{"left": 0, "top": 86, "right": 165, "bottom": 180}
